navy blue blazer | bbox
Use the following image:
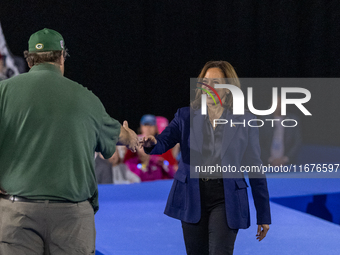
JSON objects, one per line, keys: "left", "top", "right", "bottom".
{"left": 146, "top": 107, "right": 271, "bottom": 229}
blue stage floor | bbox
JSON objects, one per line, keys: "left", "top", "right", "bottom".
{"left": 95, "top": 177, "right": 340, "bottom": 255}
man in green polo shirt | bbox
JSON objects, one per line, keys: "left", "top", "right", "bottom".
{"left": 0, "top": 28, "right": 139, "bottom": 254}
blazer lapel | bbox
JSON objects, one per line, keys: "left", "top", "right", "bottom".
{"left": 221, "top": 110, "right": 244, "bottom": 158}
{"left": 191, "top": 109, "right": 204, "bottom": 154}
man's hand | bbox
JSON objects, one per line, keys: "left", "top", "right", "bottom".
{"left": 256, "top": 224, "right": 269, "bottom": 241}
{"left": 142, "top": 135, "right": 157, "bottom": 148}
{"left": 118, "top": 121, "right": 139, "bottom": 152}
{"left": 0, "top": 188, "right": 7, "bottom": 195}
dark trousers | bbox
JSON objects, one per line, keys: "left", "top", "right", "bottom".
{"left": 0, "top": 198, "right": 96, "bottom": 255}
{"left": 182, "top": 179, "right": 238, "bottom": 255}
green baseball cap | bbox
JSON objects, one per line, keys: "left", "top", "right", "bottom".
{"left": 28, "top": 28, "right": 65, "bottom": 52}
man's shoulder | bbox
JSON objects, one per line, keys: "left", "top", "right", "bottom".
{"left": 0, "top": 72, "right": 29, "bottom": 84}
{"left": 62, "top": 77, "right": 102, "bottom": 103}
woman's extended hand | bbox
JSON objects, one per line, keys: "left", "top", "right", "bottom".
{"left": 256, "top": 224, "right": 270, "bottom": 241}
{"left": 142, "top": 135, "right": 157, "bottom": 148}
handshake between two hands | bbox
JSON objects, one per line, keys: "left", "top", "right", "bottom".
{"left": 121, "top": 121, "right": 157, "bottom": 153}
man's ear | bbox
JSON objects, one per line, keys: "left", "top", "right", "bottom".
{"left": 59, "top": 54, "right": 64, "bottom": 65}
{"left": 26, "top": 60, "right": 33, "bottom": 69}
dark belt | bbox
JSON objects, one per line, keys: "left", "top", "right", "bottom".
{"left": 200, "top": 178, "right": 223, "bottom": 182}
{"left": 0, "top": 194, "right": 78, "bottom": 203}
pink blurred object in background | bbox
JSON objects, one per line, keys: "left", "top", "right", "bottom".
{"left": 156, "top": 116, "right": 169, "bottom": 134}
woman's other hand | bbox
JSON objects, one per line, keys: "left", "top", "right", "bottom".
{"left": 142, "top": 135, "right": 157, "bottom": 148}
{"left": 256, "top": 224, "right": 270, "bottom": 241}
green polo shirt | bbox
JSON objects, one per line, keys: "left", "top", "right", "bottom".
{"left": 0, "top": 63, "right": 121, "bottom": 213}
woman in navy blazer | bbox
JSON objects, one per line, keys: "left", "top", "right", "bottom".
{"left": 144, "top": 61, "right": 271, "bottom": 255}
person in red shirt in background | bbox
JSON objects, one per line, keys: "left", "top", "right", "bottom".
{"left": 124, "top": 114, "right": 178, "bottom": 170}
{"left": 157, "top": 116, "right": 182, "bottom": 164}
{"left": 125, "top": 145, "right": 175, "bottom": 182}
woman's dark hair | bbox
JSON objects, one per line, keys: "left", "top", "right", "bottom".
{"left": 191, "top": 61, "right": 241, "bottom": 110}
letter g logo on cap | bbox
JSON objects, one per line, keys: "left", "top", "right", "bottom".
{"left": 35, "top": 43, "right": 44, "bottom": 50}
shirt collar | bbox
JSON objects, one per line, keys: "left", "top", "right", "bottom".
{"left": 29, "top": 63, "right": 62, "bottom": 75}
